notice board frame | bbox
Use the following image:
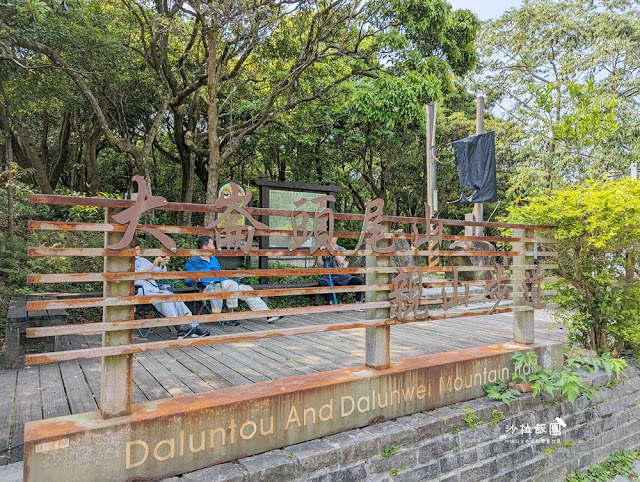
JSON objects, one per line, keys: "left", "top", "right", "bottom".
{"left": 252, "top": 177, "right": 342, "bottom": 284}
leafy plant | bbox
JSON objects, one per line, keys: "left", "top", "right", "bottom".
{"left": 381, "top": 444, "right": 402, "bottom": 458}
{"left": 458, "top": 408, "right": 484, "bottom": 428}
{"left": 567, "top": 450, "right": 639, "bottom": 481}
{"left": 482, "top": 379, "right": 521, "bottom": 406}
{"left": 508, "top": 180, "right": 640, "bottom": 356}
{"left": 487, "top": 409, "right": 505, "bottom": 426}
{"left": 389, "top": 465, "right": 408, "bottom": 477}
{"left": 485, "top": 350, "right": 628, "bottom": 406}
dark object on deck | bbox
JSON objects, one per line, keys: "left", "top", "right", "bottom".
{"left": 450, "top": 131, "right": 497, "bottom": 203}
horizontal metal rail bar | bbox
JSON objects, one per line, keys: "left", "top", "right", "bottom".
{"left": 28, "top": 247, "right": 557, "bottom": 258}
{"left": 27, "top": 288, "right": 557, "bottom": 338}
{"left": 28, "top": 220, "right": 559, "bottom": 244}
{"left": 28, "top": 194, "right": 556, "bottom": 230}
{"left": 26, "top": 283, "right": 558, "bottom": 311}
{"left": 27, "top": 266, "right": 560, "bottom": 284}
{"left": 28, "top": 302, "right": 389, "bottom": 337}
{"left": 25, "top": 306, "right": 524, "bottom": 365}
{"left": 26, "top": 284, "right": 391, "bottom": 310}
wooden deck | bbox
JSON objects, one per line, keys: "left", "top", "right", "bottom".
{"left": 0, "top": 308, "right": 566, "bottom": 465}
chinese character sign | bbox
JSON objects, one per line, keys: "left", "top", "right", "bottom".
{"left": 354, "top": 199, "right": 396, "bottom": 254}
{"left": 206, "top": 182, "right": 268, "bottom": 254}
{"left": 109, "top": 175, "right": 176, "bottom": 252}
{"left": 389, "top": 267, "right": 429, "bottom": 321}
{"left": 289, "top": 195, "right": 336, "bottom": 254}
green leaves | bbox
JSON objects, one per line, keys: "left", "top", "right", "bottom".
{"left": 484, "top": 350, "right": 626, "bottom": 406}
{"left": 509, "top": 179, "right": 640, "bottom": 355}
{"left": 482, "top": 379, "right": 521, "bottom": 406}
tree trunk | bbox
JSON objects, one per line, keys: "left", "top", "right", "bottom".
{"left": 49, "top": 111, "right": 71, "bottom": 189}
{"left": 204, "top": 23, "right": 221, "bottom": 226}
{"left": 85, "top": 124, "right": 102, "bottom": 193}
{"left": 4, "top": 135, "right": 15, "bottom": 250}
{"left": 41, "top": 109, "right": 49, "bottom": 173}
{"left": 14, "top": 128, "right": 53, "bottom": 194}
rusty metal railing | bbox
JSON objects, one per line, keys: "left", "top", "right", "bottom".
{"left": 23, "top": 184, "right": 557, "bottom": 418}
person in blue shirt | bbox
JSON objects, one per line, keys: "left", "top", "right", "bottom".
{"left": 134, "top": 239, "right": 210, "bottom": 338}
{"left": 186, "top": 236, "right": 281, "bottom": 324}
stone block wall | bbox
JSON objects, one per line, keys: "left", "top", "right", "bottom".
{"left": 169, "top": 367, "right": 640, "bottom": 482}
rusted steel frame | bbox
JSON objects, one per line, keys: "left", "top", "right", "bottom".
{"left": 29, "top": 246, "right": 558, "bottom": 259}
{"left": 27, "top": 301, "right": 391, "bottom": 338}
{"left": 26, "top": 284, "right": 392, "bottom": 311}
{"left": 29, "top": 220, "right": 558, "bottom": 246}
{"left": 24, "top": 305, "right": 519, "bottom": 366}
{"left": 28, "top": 193, "right": 555, "bottom": 230}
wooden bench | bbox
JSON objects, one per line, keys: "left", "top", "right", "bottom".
{"left": 4, "top": 296, "right": 67, "bottom": 368}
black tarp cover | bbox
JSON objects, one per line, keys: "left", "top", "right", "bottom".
{"left": 450, "top": 130, "right": 497, "bottom": 203}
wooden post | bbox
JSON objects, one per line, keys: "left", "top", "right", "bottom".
{"left": 100, "top": 207, "right": 134, "bottom": 418}
{"left": 513, "top": 228, "right": 534, "bottom": 343}
{"left": 473, "top": 96, "right": 484, "bottom": 237}
{"left": 365, "top": 223, "right": 391, "bottom": 369}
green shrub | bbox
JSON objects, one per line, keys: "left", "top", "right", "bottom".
{"left": 508, "top": 179, "right": 640, "bottom": 356}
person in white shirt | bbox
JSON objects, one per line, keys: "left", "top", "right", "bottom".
{"left": 135, "top": 239, "right": 210, "bottom": 338}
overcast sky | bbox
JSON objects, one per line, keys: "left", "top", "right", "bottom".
{"left": 446, "top": 0, "right": 522, "bottom": 20}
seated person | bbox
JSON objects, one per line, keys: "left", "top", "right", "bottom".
{"left": 185, "top": 236, "right": 281, "bottom": 324}
{"left": 316, "top": 236, "right": 364, "bottom": 309}
{"left": 135, "top": 239, "right": 210, "bottom": 338}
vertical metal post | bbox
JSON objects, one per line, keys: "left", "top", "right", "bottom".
{"left": 513, "top": 228, "right": 534, "bottom": 343}
{"left": 426, "top": 102, "right": 437, "bottom": 211}
{"left": 426, "top": 102, "right": 439, "bottom": 267}
{"left": 258, "top": 183, "right": 270, "bottom": 284}
{"left": 365, "top": 223, "right": 391, "bottom": 369}
{"left": 473, "top": 96, "right": 484, "bottom": 237}
{"left": 100, "top": 207, "right": 134, "bottom": 418}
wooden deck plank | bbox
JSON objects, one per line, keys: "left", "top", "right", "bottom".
{"left": 196, "top": 345, "right": 271, "bottom": 384}
{"left": 134, "top": 352, "right": 193, "bottom": 397}
{"left": 162, "top": 348, "right": 233, "bottom": 390}
{"left": 59, "top": 360, "right": 98, "bottom": 414}
{"left": 255, "top": 336, "right": 356, "bottom": 372}
{"left": 215, "top": 342, "right": 307, "bottom": 380}
{"left": 147, "top": 349, "right": 213, "bottom": 393}
{"left": 184, "top": 346, "right": 255, "bottom": 387}
{"left": 241, "top": 343, "right": 319, "bottom": 375}
{"left": 0, "top": 369, "right": 17, "bottom": 466}
{"left": 10, "top": 367, "right": 41, "bottom": 463}
{"left": 132, "top": 358, "right": 171, "bottom": 401}
{"left": 39, "top": 364, "right": 70, "bottom": 419}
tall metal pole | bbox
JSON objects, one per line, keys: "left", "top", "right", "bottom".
{"left": 473, "top": 96, "right": 484, "bottom": 237}
{"left": 426, "top": 103, "right": 437, "bottom": 211}
{"left": 425, "top": 102, "right": 439, "bottom": 267}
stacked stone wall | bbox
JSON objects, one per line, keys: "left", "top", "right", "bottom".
{"left": 170, "top": 367, "right": 640, "bottom": 482}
